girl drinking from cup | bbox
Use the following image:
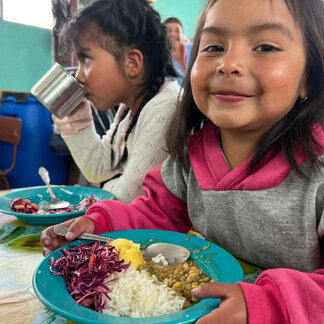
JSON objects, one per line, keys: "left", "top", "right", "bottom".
{"left": 53, "top": 0, "right": 180, "bottom": 203}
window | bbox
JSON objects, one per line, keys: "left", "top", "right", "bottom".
{"left": 2, "top": 0, "right": 53, "bottom": 29}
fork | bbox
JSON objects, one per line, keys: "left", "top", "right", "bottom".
{"left": 53, "top": 224, "right": 111, "bottom": 242}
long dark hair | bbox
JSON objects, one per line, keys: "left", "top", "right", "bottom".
{"left": 62, "top": 0, "right": 177, "bottom": 169}
{"left": 166, "top": 0, "right": 324, "bottom": 175}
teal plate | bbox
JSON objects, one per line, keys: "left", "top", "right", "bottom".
{"left": 0, "top": 186, "right": 115, "bottom": 225}
{"left": 33, "top": 229, "right": 243, "bottom": 324}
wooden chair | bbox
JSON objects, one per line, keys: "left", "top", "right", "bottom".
{"left": 0, "top": 116, "right": 22, "bottom": 190}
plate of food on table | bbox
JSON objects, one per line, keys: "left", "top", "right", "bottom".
{"left": 32, "top": 229, "right": 243, "bottom": 324}
{"left": 0, "top": 186, "right": 115, "bottom": 225}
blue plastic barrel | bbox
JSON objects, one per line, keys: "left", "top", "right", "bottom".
{"left": 0, "top": 96, "right": 68, "bottom": 188}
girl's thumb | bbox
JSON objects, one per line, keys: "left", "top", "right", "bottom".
{"left": 65, "top": 230, "right": 77, "bottom": 241}
{"left": 191, "top": 282, "right": 229, "bottom": 300}
{"left": 65, "top": 220, "right": 86, "bottom": 241}
{"left": 65, "top": 217, "right": 95, "bottom": 241}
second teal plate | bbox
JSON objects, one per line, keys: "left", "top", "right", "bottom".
{"left": 0, "top": 186, "right": 115, "bottom": 225}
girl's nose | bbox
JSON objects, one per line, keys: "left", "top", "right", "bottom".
{"left": 216, "top": 49, "right": 245, "bottom": 77}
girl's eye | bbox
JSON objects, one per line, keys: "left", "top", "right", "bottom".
{"left": 254, "top": 44, "right": 280, "bottom": 53}
{"left": 83, "top": 56, "right": 91, "bottom": 63}
{"left": 78, "top": 53, "right": 90, "bottom": 63}
{"left": 202, "top": 45, "right": 224, "bottom": 53}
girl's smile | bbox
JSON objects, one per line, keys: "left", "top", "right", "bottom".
{"left": 191, "top": 0, "right": 307, "bottom": 141}
{"left": 212, "top": 89, "right": 253, "bottom": 104}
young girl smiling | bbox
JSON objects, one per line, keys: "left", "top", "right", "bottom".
{"left": 42, "top": 0, "right": 324, "bottom": 322}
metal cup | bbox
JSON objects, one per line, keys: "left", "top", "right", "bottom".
{"left": 31, "top": 62, "right": 86, "bottom": 119}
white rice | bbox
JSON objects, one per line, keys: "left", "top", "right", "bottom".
{"left": 103, "top": 267, "right": 186, "bottom": 317}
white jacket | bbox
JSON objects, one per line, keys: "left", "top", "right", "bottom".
{"left": 61, "top": 80, "right": 180, "bottom": 203}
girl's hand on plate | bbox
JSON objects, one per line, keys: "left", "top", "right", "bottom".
{"left": 40, "top": 217, "right": 95, "bottom": 256}
{"left": 192, "top": 282, "right": 247, "bottom": 324}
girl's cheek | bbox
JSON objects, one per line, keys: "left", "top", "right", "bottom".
{"left": 82, "top": 66, "right": 92, "bottom": 80}
{"left": 190, "top": 63, "right": 205, "bottom": 109}
{"left": 191, "top": 60, "right": 206, "bottom": 90}
{"left": 265, "top": 64, "right": 290, "bottom": 88}
{"left": 190, "top": 61, "right": 200, "bottom": 88}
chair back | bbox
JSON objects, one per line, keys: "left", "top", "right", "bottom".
{"left": 0, "top": 116, "right": 22, "bottom": 189}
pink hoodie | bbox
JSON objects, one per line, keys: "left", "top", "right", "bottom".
{"left": 84, "top": 122, "right": 324, "bottom": 323}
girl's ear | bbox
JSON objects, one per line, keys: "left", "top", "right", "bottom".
{"left": 124, "top": 49, "right": 144, "bottom": 79}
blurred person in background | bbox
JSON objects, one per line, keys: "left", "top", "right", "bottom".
{"left": 164, "top": 17, "right": 192, "bottom": 86}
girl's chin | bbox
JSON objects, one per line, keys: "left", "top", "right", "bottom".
{"left": 92, "top": 102, "right": 112, "bottom": 111}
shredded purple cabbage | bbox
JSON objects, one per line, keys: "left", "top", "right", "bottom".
{"left": 50, "top": 241, "right": 130, "bottom": 312}
{"left": 75, "top": 194, "right": 97, "bottom": 211}
{"left": 10, "top": 194, "right": 97, "bottom": 214}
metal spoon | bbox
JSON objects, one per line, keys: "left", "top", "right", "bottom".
{"left": 38, "top": 167, "right": 70, "bottom": 210}
{"left": 53, "top": 224, "right": 190, "bottom": 265}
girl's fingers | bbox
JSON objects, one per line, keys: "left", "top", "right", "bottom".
{"left": 192, "top": 283, "right": 248, "bottom": 324}
{"left": 64, "top": 217, "right": 95, "bottom": 241}
{"left": 41, "top": 217, "right": 95, "bottom": 256}
{"left": 191, "top": 282, "right": 233, "bottom": 299}
{"left": 40, "top": 225, "right": 55, "bottom": 247}
{"left": 40, "top": 218, "right": 77, "bottom": 256}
